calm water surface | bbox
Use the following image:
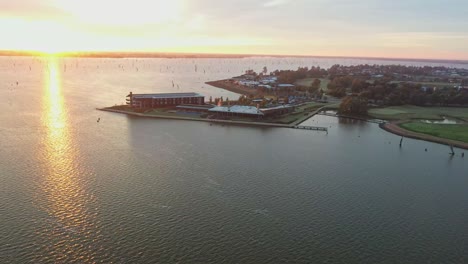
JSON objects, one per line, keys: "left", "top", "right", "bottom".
{"left": 1, "top": 56, "right": 467, "bottom": 263}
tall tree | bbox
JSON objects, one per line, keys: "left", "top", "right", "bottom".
{"left": 311, "top": 78, "right": 321, "bottom": 89}
{"left": 339, "top": 96, "right": 368, "bottom": 115}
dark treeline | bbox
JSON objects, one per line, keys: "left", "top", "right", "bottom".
{"left": 327, "top": 76, "right": 468, "bottom": 107}
{"left": 272, "top": 64, "right": 468, "bottom": 109}
{"left": 327, "top": 64, "right": 468, "bottom": 77}
{"left": 273, "top": 66, "right": 327, "bottom": 84}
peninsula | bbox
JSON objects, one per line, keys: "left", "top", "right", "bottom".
{"left": 99, "top": 91, "right": 330, "bottom": 131}
{"left": 206, "top": 65, "right": 468, "bottom": 148}
{"left": 101, "top": 64, "right": 468, "bottom": 148}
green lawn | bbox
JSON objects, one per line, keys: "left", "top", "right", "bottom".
{"left": 295, "top": 102, "right": 325, "bottom": 111}
{"left": 295, "top": 78, "right": 330, "bottom": 92}
{"left": 390, "top": 81, "right": 459, "bottom": 89}
{"left": 369, "top": 105, "right": 468, "bottom": 121}
{"left": 400, "top": 122, "right": 468, "bottom": 143}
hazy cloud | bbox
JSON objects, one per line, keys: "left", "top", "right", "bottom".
{"left": 263, "top": 0, "right": 290, "bottom": 7}
{"left": 1, "top": 0, "right": 468, "bottom": 58}
{"left": 0, "top": 0, "right": 65, "bottom": 19}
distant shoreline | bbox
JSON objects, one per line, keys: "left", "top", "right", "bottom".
{"left": 1, "top": 50, "right": 467, "bottom": 63}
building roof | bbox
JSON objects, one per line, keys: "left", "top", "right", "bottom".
{"left": 130, "top": 92, "right": 204, "bottom": 99}
{"left": 261, "top": 76, "right": 277, "bottom": 80}
{"left": 260, "top": 104, "right": 294, "bottom": 112}
{"left": 209, "top": 105, "right": 264, "bottom": 115}
{"left": 277, "top": 84, "right": 295, "bottom": 88}
{"left": 239, "top": 81, "right": 259, "bottom": 85}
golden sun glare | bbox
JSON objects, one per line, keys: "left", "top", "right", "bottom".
{"left": 54, "top": 0, "right": 183, "bottom": 25}
{"left": 1, "top": 0, "right": 184, "bottom": 54}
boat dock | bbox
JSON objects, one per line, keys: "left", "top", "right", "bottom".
{"left": 293, "top": 125, "right": 328, "bottom": 132}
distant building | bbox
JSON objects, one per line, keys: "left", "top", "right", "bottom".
{"left": 260, "top": 76, "right": 278, "bottom": 84}
{"left": 242, "top": 74, "right": 256, "bottom": 80}
{"left": 261, "top": 105, "right": 295, "bottom": 116}
{"left": 461, "top": 79, "right": 468, "bottom": 90}
{"left": 231, "top": 76, "right": 245, "bottom": 82}
{"left": 277, "top": 84, "right": 295, "bottom": 89}
{"left": 238, "top": 80, "right": 260, "bottom": 87}
{"left": 127, "top": 92, "right": 205, "bottom": 108}
{"left": 421, "top": 86, "right": 435, "bottom": 92}
{"left": 209, "top": 105, "right": 264, "bottom": 117}
{"left": 208, "top": 104, "right": 295, "bottom": 118}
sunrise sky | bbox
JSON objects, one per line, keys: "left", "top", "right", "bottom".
{"left": 1, "top": 0, "right": 467, "bottom": 59}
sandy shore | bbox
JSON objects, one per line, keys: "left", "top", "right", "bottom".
{"left": 381, "top": 122, "right": 468, "bottom": 150}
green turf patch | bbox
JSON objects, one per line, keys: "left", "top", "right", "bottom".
{"left": 399, "top": 122, "right": 468, "bottom": 143}
{"left": 369, "top": 105, "right": 468, "bottom": 121}
{"left": 295, "top": 78, "right": 330, "bottom": 92}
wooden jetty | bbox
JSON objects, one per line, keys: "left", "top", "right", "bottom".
{"left": 293, "top": 125, "right": 328, "bottom": 132}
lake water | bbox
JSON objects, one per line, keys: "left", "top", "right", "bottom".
{"left": 1, "top": 56, "right": 467, "bottom": 263}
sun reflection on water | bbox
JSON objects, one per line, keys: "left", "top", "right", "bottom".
{"left": 38, "top": 57, "right": 100, "bottom": 262}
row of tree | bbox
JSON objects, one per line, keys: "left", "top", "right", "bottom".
{"left": 272, "top": 67, "right": 327, "bottom": 84}
{"left": 327, "top": 64, "right": 468, "bottom": 77}
{"left": 209, "top": 96, "right": 230, "bottom": 105}
{"left": 327, "top": 76, "right": 468, "bottom": 107}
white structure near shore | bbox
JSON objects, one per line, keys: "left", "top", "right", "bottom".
{"left": 209, "top": 105, "right": 264, "bottom": 117}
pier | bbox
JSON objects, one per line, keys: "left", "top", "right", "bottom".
{"left": 293, "top": 125, "right": 328, "bottom": 132}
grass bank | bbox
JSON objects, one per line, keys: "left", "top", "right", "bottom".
{"left": 390, "top": 81, "right": 459, "bottom": 89}
{"left": 399, "top": 122, "right": 468, "bottom": 144}
{"left": 294, "top": 78, "right": 330, "bottom": 92}
{"left": 369, "top": 105, "right": 468, "bottom": 121}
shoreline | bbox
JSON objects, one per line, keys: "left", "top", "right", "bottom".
{"left": 99, "top": 107, "right": 466, "bottom": 150}
{"left": 380, "top": 122, "right": 468, "bottom": 150}
{"left": 97, "top": 108, "right": 321, "bottom": 128}
{"left": 2, "top": 50, "right": 467, "bottom": 63}
{"left": 321, "top": 110, "right": 467, "bottom": 150}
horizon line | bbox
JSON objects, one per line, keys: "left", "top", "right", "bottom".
{"left": 0, "top": 49, "right": 467, "bottom": 64}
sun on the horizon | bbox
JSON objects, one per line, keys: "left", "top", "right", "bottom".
{"left": 1, "top": 0, "right": 184, "bottom": 55}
